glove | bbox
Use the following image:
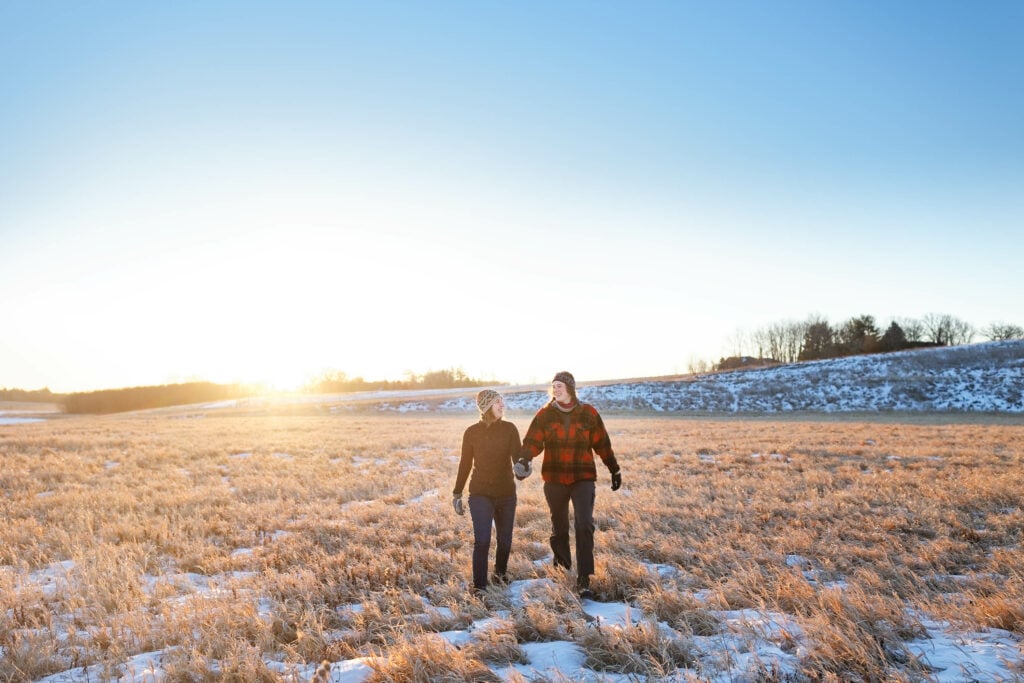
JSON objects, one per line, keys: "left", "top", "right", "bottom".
{"left": 452, "top": 494, "right": 465, "bottom": 516}
{"left": 611, "top": 470, "right": 621, "bottom": 491}
{"left": 513, "top": 458, "right": 532, "bottom": 480}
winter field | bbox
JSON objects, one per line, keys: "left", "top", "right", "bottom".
{"left": 1, "top": 342, "right": 1023, "bottom": 682}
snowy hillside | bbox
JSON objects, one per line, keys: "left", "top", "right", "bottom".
{"left": 378, "top": 340, "right": 1024, "bottom": 415}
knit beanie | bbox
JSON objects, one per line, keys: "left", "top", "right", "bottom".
{"left": 552, "top": 371, "right": 576, "bottom": 392}
{"left": 476, "top": 389, "right": 502, "bottom": 416}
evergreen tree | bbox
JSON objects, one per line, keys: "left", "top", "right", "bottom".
{"left": 837, "top": 315, "right": 880, "bottom": 355}
{"left": 879, "top": 321, "right": 908, "bottom": 352}
{"left": 799, "top": 321, "right": 835, "bottom": 361}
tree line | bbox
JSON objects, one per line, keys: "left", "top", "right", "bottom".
{"left": 61, "top": 382, "right": 258, "bottom": 414}
{"left": 0, "top": 387, "right": 58, "bottom": 403}
{"left": 721, "top": 313, "right": 1023, "bottom": 366}
{"left": 303, "top": 367, "right": 490, "bottom": 394}
{"left": 15, "top": 367, "right": 493, "bottom": 414}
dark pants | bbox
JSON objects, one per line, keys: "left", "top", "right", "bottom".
{"left": 543, "top": 480, "right": 596, "bottom": 580}
{"left": 468, "top": 494, "right": 516, "bottom": 589}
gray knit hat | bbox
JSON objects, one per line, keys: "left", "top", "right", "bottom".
{"left": 552, "top": 371, "right": 576, "bottom": 392}
{"left": 476, "top": 389, "right": 502, "bottom": 416}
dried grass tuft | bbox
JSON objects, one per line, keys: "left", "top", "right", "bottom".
{"left": 575, "top": 616, "right": 696, "bottom": 676}
{"left": 636, "top": 583, "right": 720, "bottom": 637}
{"left": 368, "top": 632, "right": 503, "bottom": 682}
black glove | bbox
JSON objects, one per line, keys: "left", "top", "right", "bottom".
{"left": 611, "top": 470, "right": 621, "bottom": 491}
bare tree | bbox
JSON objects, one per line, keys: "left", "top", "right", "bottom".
{"left": 948, "top": 317, "right": 975, "bottom": 345}
{"left": 747, "top": 320, "right": 807, "bottom": 362}
{"left": 898, "top": 317, "right": 926, "bottom": 342}
{"left": 922, "top": 313, "right": 974, "bottom": 346}
{"left": 686, "top": 356, "right": 711, "bottom": 374}
{"left": 724, "top": 328, "right": 749, "bottom": 358}
{"left": 981, "top": 322, "right": 1024, "bottom": 341}
{"left": 749, "top": 326, "right": 770, "bottom": 360}
{"left": 922, "top": 313, "right": 946, "bottom": 345}
{"left": 766, "top": 322, "right": 786, "bottom": 362}
{"left": 780, "top": 319, "right": 810, "bottom": 363}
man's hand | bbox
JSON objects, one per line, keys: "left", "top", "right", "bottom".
{"left": 513, "top": 458, "right": 532, "bottom": 480}
{"left": 611, "top": 470, "right": 622, "bottom": 491}
{"left": 452, "top": 494, "right": 465, "bottom": 515}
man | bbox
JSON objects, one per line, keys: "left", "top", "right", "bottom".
{"left": 515, "top": 371, "right": 622, "bottom": 599}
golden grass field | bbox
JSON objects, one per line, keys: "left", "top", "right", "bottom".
{"left": 1, "top": 408, "right": 1022, "bottom": 681}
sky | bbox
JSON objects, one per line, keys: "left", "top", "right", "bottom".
{"left": 2, "top": 1, "right": 1022, "bottom": 393}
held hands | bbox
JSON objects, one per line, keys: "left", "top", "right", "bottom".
{"left": 611, "top": 469, "right": 622, "bottom": 491}
{"left": 513, "top": 458, "right": 532, "bottom": 480}
{"left": 452, "top": 494, "right": 465, "bottom": 516}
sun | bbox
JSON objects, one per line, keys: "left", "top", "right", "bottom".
{"left": 242, "top": 362, "right": 313, "bottom": 393}
{"left": 188, "top": 343, "right": 316, "bottom": 395}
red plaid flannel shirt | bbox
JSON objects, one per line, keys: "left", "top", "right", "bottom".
{"left": 520, "top": 401, "right": 619, "bottom": 485}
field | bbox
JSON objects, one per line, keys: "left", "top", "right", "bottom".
{"left": 1, "top": 409, "right": 1023, "bottom": 681}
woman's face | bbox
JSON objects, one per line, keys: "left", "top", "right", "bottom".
{"left": 491, "top": 397, "right": 505, "bottom": 419}
{"left": 551, "top": 381, "right": 570, "bottom": 403}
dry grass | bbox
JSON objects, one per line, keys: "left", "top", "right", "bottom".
{"left": 576, "top": 615, "right": 696, "bottom": 676}
{"left": 1, "top": 410, "right": 1023, "bottom": 681}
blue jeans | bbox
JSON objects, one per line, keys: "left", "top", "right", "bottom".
{"left": 468, "top": 494, "right": 517, "bottom": 589}
{"left": 543, "top": 480, "right": 596, "bottom": 580}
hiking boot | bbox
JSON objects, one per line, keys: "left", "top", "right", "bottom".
{"left": 577, "top": 575, "right": 594, "bottom": 600}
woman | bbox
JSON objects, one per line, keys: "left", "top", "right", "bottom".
{"left": 452, "top": 389, "right": 522, "bottom": 592}
{"left": 514, "top": 371, "right": 621, "bottom": 599}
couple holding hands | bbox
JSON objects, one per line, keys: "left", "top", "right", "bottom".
{"left": 452, "top": 371, "right": 622, "bottom": 599}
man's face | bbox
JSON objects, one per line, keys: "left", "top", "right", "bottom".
{"left": 552, "top": 381, "right": 569, "bottom": 402}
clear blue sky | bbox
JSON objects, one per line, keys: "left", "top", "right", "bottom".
{"left": 2, "top": 1, "right": 1022, "bottom": 392}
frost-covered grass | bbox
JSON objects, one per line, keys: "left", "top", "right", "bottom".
{"left": 1, "top": 411, "right": 1022, "bottom": 681}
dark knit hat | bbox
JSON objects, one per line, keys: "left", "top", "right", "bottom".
{"left": 552, "top": 371, "right": 576, "bottom": 392}
{"left": 476, "top": 389, "right": 502, "bottom": 415}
